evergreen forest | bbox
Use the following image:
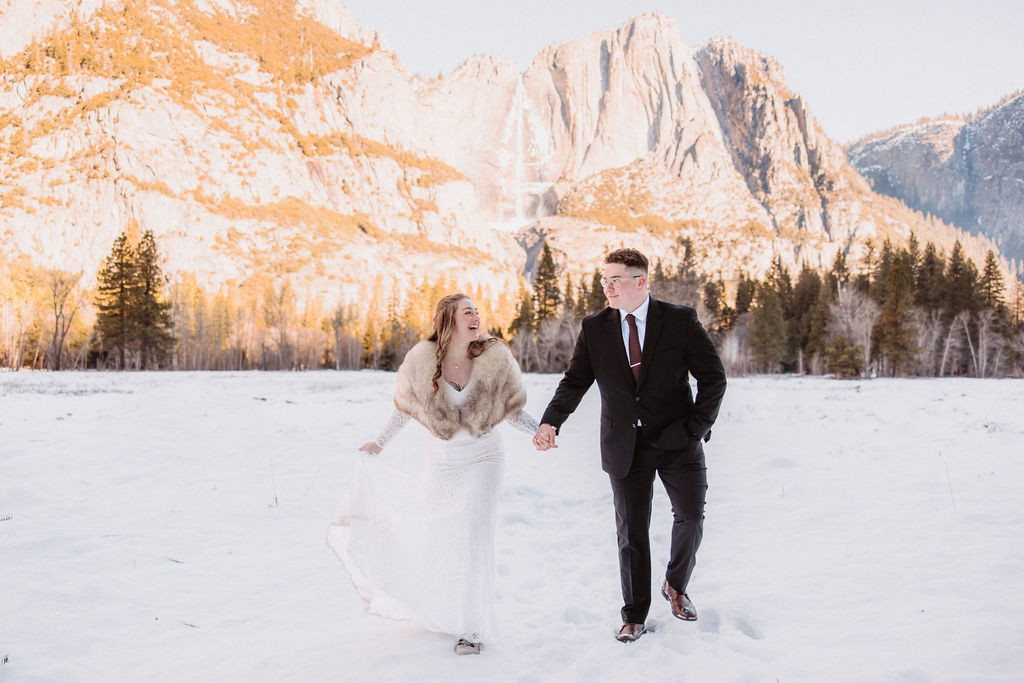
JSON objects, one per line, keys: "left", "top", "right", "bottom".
{"left": 2, "top": 234, "right": 1023, "bottom": 379}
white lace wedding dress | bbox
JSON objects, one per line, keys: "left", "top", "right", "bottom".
{"left": 327, "top": 380, "right": 537, "bottom": 644}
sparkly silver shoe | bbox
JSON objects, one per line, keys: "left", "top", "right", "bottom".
{"left": 454, "top": 638, "right": 481, "bottom": 655}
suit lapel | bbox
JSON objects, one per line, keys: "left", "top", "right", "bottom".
{"left": 604, "top": 309, "right": 635, "bottom": 386}
{"left": 637, "top": 298, "right": 664, "bottom": 388}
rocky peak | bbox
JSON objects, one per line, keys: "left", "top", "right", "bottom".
{"left": 295, "top": 0, "right": 386, "bottom": 50}
{"left": 849, "top": 93, "right": 1024, "bottom": 264}
{"left": 525, "top": 11, "right": 719, "bottom": 181}
{"left": 696, "top": 37, "right": 857, "bottom": 243}
{"left": 848, "top": 119, "right": 969, "bottom": 223}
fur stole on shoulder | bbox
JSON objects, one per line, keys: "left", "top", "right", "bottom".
{"left": 394, "top": 339, "right": 526, "bottom": 440}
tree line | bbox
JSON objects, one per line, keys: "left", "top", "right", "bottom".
{"left": 0, "top": 230, "right": 513, "bottom": 372}
{"left": 2, "top": 232, "right": 1023, "bottom": 377}
{"left": 738, "top": 236, "right": 1023, "bottom": 378}
{"left": 503, "top": 239, "right": 1024, "bottom": 379}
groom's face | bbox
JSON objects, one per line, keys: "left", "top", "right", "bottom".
{"left": 601, "top": 263, "right": 647, "bottom": 312}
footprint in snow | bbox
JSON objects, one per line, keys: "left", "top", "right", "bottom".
{"left": 698, "top": 607, "right": 721, "bottom": 635}
{"left": 731, "top": 614, "right": 764, "bottom": 640}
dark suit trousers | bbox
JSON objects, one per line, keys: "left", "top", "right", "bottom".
{"left": 609, "top": 428, "right": 707, "bottom": 624}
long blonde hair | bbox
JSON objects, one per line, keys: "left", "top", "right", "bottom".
{"left": 427, "top": 293, "right": 499, "bottom": 393}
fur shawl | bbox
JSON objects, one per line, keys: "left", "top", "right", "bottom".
{"left": 394, "top": 339, "right": 527, "bottom": 440}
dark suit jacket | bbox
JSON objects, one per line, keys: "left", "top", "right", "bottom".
{"left": 540, "top": 298, "right": 727, "bottom": 479}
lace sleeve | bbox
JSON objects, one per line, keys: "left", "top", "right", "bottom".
{"left": 373, "top": 410, "right": 412, "bottom": 448}
{"left": 506, "top": 409, "right": 539, "bottom": 434}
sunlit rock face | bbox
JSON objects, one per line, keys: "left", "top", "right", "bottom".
{"left": 850, "top": 94, "right": 1024, "bottom": 264}
{"left": 0, "top": 2, "right": 1010, "bottom": 306}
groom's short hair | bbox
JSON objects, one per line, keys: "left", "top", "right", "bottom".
{"left": 604, "top": 248, "right": 648, "bottom": 273}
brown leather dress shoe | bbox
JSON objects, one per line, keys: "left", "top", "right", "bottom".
{"left": 454, "top": 638, "right": 481, "bottom": 655}
{"left": 662, "top": 579, "right": 698, "bottom": 621}
{"left": 615, "top": 622, "right": 646, "bottom": 642}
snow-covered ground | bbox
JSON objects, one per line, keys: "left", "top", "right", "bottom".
{"left": 1, "top": 371, "right": 1022, "bottom": 682}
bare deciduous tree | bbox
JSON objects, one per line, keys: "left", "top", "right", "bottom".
{"left": 828, "top": 286, "right": 880, "bottom": 376}
{"left": 509, "top": 331, "right": 541, "bottom": 374}
{"left": 331, "top": 304, "right": 363, "bottom": 370}
{"left": 911, "top": 312, "right": 944, "bottom": 377}
{"left": 46, "top": 269, "right": 82, "bottom": 371}
{"left": 0, "top": 271, "right": 40, "bottom": 370}
{"left": 536, "top": 314, "right": 578, "bottom": 373}
{"left": 973, "top": 310, "right": 1005, "bottom": 378}
{"left": 940, "top": 312, "right": 966, "bottom": 376}
{"left": 718, "top": 314, "right": 750, "bottom": 377}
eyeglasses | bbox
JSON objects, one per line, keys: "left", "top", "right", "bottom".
{"left": 600, "top": 275, "right": 643, "bottom": 289}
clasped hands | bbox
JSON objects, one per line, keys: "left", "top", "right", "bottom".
{"left": 532, "top": 423, "right": 557, "bottom": 451}
{"left": 361, "top": 427, "right": 556, "bottom": 454}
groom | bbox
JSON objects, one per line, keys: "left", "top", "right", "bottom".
{"left": 532, "top": 248, "right": 726, "bottom": 643}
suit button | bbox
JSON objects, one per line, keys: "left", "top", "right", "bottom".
{"left": 635, "top": 396, "right": 640, "bottom": 402}
{"left": 632, "top": 422, "right": 637, "bottom": 428}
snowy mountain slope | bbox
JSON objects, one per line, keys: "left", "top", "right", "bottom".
{"left": 0, "top": 2, "right": 1010, "bottom": 305}
{"left": 849, "top": 93, "right": 1024, "bottom": 266}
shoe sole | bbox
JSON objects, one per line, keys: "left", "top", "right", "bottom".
{"left": 662, "top": 584, "right": 698, "bottom": 621}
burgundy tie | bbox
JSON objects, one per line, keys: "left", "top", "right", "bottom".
{"left": 626, "top": 313, "right": 641, "bottom": 382}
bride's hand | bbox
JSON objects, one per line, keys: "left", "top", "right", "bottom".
{"left": 358, "top": 442, "right": 382, "bottom": 455}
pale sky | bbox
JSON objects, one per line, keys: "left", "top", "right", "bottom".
{"left": 338, "top": 0, "right": 1024, "bottom": 143}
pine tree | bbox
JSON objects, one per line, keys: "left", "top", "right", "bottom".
{"left": 703, "top": 279, "right": 732, "bottom": 334}
{"left": 748, "top": 282, "right": 787, "bottom": 373}
{"left": 508, "top": 286, "right": 535, "bottom": 335}
{"left": 825, "top": 334, "right": 862, "bottom": 379}
{"left": 944, "top": 241, "right": 980, "bottom": 319}
{"left": 869, "top": 238, "right": 897, "bottom": 304}
{"left": 562, "top": 274, "right": 577, "bottom": 318}
{"left": 532, "top": 243, "right": 562, "bottom": 323}
{"left": 652, "top": 260, "right": 667, "bottom": 291}
{"left": 734, "top": 273, "right": 756, "bottom": 315}
{"left": 575, "top": 275, "right": 590, "bottom": 317}
{"left": 915, "top": 241, "right": 946, "bottom": 313}
{"left": 907, "top": 233, "right": 921, "bottom": 277}
{"left": 133, "top": 230, "right": 174, "bottom": 369}
{"left": 94, "top": 231, "right": 138, "bottom": 369}
{"left": 791, "top": 266, "right": 822, "bottom": 372}
{"left": 655, "top": 240, "right": 703, "bottom": 306}
{"left": 703, "top": 279, "right": 724, "bottom": 319}
{"left": 806, "top": 283, "right": 834, "bottom": 371}
{"left": 674, "top": 238, "right": 702, "bottom": 306}
{"left": 586, "top": 269, "right": 606, "bottom": 313}
{"left": 829, "top": 249, "right": 849, "bottom": 294}
{"left": 765, "top": 258, "right": 794, "bottom": 366}
{"left": 361, "top": 319, "right": 379, "bottom": 369}
{"left": 379, "top": 291, "right": 415, "bottom": 371}
{"left": 979, "top": 250, "right": 1007, "bottom": 312}
{"left": 873, "top": 247, "right": 917, "bottom": 375}
{"left": 853, "top": 239, "right": 876, "bottom": 294}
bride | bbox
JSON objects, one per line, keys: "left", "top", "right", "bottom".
{"left": 327, "top": 293, "right": 538, "bottom": 655}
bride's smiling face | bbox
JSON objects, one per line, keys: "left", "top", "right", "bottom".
{"left": 452, "top": 298, "right": 481, "bottom": 343}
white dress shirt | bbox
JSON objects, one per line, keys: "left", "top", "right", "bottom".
{"left": 620, "top": 295, "right": 650, "bottom": 424}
